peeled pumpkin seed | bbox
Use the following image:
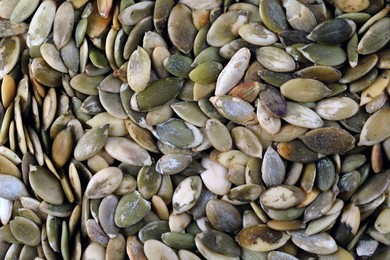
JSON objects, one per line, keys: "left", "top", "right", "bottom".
{"left": 290, "top": 231, "right": 338, "bottom": 255}
{"left": 281, "top": 78, "right": 332, "bottom": 102}
{"left": 298, "top": 44, "right": 347, "bottom": 67}
{"left": 207, "top": 11, "right": 248, "bottom": 47}
{"left": 299, "top": 127, "right": 355, "bottom": 155}
{"left": 259, "top": 0, "right": 289, "bottom": 33}
{"left": 237, "top": 224, "right": 290, "bottom": 252}
{"left": 85, "top": 167, "right": 123, "bottom": 199}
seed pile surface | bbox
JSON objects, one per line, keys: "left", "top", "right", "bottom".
{"left": 0, "top": 0, "right": 389, "bottom": 259}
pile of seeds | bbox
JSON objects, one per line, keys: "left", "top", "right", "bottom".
{"left": 0, "top": 0, "right": 390, "bottom": 259}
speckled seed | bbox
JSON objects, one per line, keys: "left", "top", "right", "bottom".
{"left": 290, "top": 231, "right": 338, "bottom": 254}
{"left": 205, "top": 119, "right": 232, "bottom": 152}
{"left": 196, "top": 230, "right": 240, "bottom": 257}
{"left": 236, "top": 224, "right": 290, "bottom": 252}
{"left": 115, "top": 190, "right": 151, "bottom": 228}
{"left": 206, "top": 199, "right": 242, "bottom": 234}
{"left": 299, "top": 127, "right": 355, "bottom": 155}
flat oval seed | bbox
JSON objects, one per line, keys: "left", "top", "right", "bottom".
{"left": 104, "top": 137, "right": 152, "bottom": 166}
{"left": 315, "top": 97, "right": 359, "bottom": 121}
{"left": 256, "top": 46, "right": 296, "bottom": 72}
{"left": 359, "top": 109, "right": 390, "bottom": 146}
{"left": 299, "top": 127, "right": 355, "bottom": 155}
{"left": 237, "top": 224, "right": 290, "bottom": 252}
{"left": 74, "top": 124, "right": 109, "bottom": 161}
{"left": 131, "top": 77, "right": 184, "bottom": 112}
{"left": 283, "top": 101, "right": 323, "bottom": 129}
{"left": 238, "top": 23, "right": 278, "bottom": 46}
{"left": 210, "top": 96, "right": 257, "bottom": 126}
{"left": 351, "top": 171, "right": 390, "bottom": 205}
{"left": 200, "top": 155, "right": 231, "bottom": 196}
{"left": 168, "top": 4, "right": 197, "bottom": 53}
{"left": 85, "top": 167, "right": 123, "bottom": 199}
{"left": 298, "top": 43, "right": 347, "bottom": 67}
{"left": 205, "top": 119, "right": 232, "bottom": 152}
{"left": 0, "top": 174, "right": 28, "bottom": 200}
{"left": 26, "top": 0, "right": 56, "bottom": 47}
{"left": 114, "top": 190, "right": 151, "bottom": 228}
{"left": 262, "top": 146, "right": 285, "bottom": 187}
{"left": 144, "top": 239, "right": 179, "bottom": 260}
{"left": 154, "top": 118, "right": 203, "bottom": 149}
{"left": 357, "top": 18, "right": 390, "bottom": 55}
{"left": 53, "top": 2, "right": 74, "bottom": 50}
{"left": 260, "top": 185, "right": 304, "bottom": 209}
{"left": 207, "top": 11, "right": 248, "bottom": 47}
{"left": 10, "top": 216, "right": 40, "bottom": 246}
{"left": 196, "top": 229, "right": 240, "bottom": 257}
{"left": 290, "top": 231, "right": 337, "bottom": 254}
{"left": 29, "top": 165, "right": 64, "bottom": 205}
{"left": 231, "top": 126, "right": 263, "bottom": 158}
{"left": 155, "top": 154, "right": 192, "bottom": 175}
{"left": 0, "top": 36, "right": 20, "bottom": 80}
{"left": 206, "top": 199, "right": 242, "bottom": 234}
{"left": 260, "top": 0, "right": 289, "bottom": 33}
{"left": 281, "top": 78, "right": 332, "bottom": 102}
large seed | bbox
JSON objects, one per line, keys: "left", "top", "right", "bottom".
{"left": 85, "top": 167, "right": 123, "bottom": 199}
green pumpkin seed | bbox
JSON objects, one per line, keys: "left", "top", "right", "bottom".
{"left": 260, "top": 185, "right": 304, "bottom": 209}
{"left": 284, "top": 0, "right": 317, "bottom": 33}
{"left": 290, "top": 231, "right": 337, "bottom": 254}
{"left": 171, "top": 101, "right": 209, "bottom": 127}
{"left": 256, "top": 46, "right": 296, "bottom": 72}
{"left": 168, "top": 4, "right": 197, "bottom": 53}
{"left": 281, "top": 78, "right": 332, "bottom": 102}
{"left": 299, "top": 43, "right": 347, "bottom": 67}
{"left": 154, "top": 118, "right": 203, "bottom": 149}
{"left": 357, "top": 18, "right": 390, "bottom": 55}
{"left": 29, "top": 165, "right": 64, "bottom": 205}
{"left": 237, "top": 224, "right": 290, "bottom": 252}
{"left": 131, "top": 77, "right": 184, "bottom": 112}
{"left": 206, "top": 199, "right": 242, "bottom": 234}
{"left": 307, "top": 18, "right": 356, "bottom": 44}
{"left": 207, "top": 11, "right": 248, "bottom": 47}
{"left": 115, "top": 190, "right": 151, "bottom": 228}
{"left": 315, "top": 97, "right": 359, "bottom": 121}
{"left": 104, "top": 137, "right": 152, "bottom": 166}
{"left": 26, "top": 0, "right": 56, "bottom": 47}
{"left": 85, "top": 167, "right": 123, "bottom": 199}
{"left": 259, "top": 0, "right": 289, "bottom": 33}
{"left": 359, "top": 108, "right": 390, "bottom": 146}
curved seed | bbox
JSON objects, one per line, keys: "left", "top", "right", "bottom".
{"left": 0, "top": 36, "right": 20, "bottom": 80}
{"left": 259, "top": 0, "right": 289, "bottom": 33}
{"left": 104, "top": 137, "right": 152, "bottom": 166}
{"left": 53, "top": 2, "right": 74, "bottom": 50}
{"left": 290, "top": 231, "right": 337, "bottom": 255}
{"left": 85, "top": 167, "right": 123, "bottom": 199}
{"left": 357, "top": 18, "right": 390, "bottom": 55}
{"left": 29, "top": 165, "right": 64, "bottom": 205}
{"left": 359, "top": 109, "right": 390, "bottom": 146}
{"left": 26, "top": 0, "right": 56, "bottom": 48}
{"left": 260, "top": 185, "right": 304, "bottom": 209}
{"left": 115, "top": 191, "right": 151, "bottom": 228}
{"left": 307, "top": 18, "right": 356, "bottom": 44}
{"left": 168, "top": 4, "right": 197, "bottom": 53}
